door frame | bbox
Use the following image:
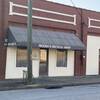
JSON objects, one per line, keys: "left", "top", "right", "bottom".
{"left": 39, "top": 48, "right": 49, "bottom": 76}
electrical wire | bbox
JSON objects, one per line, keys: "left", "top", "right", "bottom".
{"left": 70, "top": 0, "right": 88, "bottom": 26}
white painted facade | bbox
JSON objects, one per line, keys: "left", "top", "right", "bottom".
{"left": 5, "top": 47, "right": 75, "bottom": 79}
{"left": 48, "top": 49, "right": 74, "bottom": 76}
{"left": 5, "top": 47, "right": 27, "bottom": 79}
{"left": 86, "top": 35, "right": 100, "bottom": 75}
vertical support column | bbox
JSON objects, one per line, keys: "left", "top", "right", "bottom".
{"left": 27, "top": 0, "right": 33, "bottom": 83}
{"left": 0, "top": 0, "right": 8, "bottom": 80}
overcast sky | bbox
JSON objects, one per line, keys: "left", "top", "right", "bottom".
{"left": 47, "top": 0, "right": 100, "bottom": 12}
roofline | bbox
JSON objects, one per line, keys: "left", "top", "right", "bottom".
{"left": 45, "top": 0, "right": 100, "bottom": 13}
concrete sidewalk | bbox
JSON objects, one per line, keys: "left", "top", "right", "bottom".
{"left": 0, "top": 75, "right": 100, "bottom": 91}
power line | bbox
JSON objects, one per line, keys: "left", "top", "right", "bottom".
{"left": 70, "top": 0, "right": 88, "bottom": 26}
{"left": 70, "top": 0, "right": 85, "bottom": 66}
{"left": 70, "top": 0, "right": 76, "bottom": 7}
{"left": 70, "top": 0, "right": 81, "bottom": 16}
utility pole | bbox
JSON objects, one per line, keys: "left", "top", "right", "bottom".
{"left": 27, "top": 0, "right": 33, "bottom": 84}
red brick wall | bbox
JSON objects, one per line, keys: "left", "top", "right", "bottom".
{"left": 1, "top": 0, "right": 100, "bottom": 79}
{"left": 7, "top": 0, "right": 86, "bottom": 76}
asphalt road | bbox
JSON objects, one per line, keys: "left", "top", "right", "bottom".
{"left": 0, "top": 84, "right": 100, "bottom": 100}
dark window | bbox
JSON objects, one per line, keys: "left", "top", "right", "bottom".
{"left": 16, "top": 48, "right": 27, "bottom": 67}
{"left": 56, "top": 50, "right": 67, "bottom": 67}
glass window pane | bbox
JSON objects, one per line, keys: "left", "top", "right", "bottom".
{"left": 57, "top": 50, "right": 67, "bottom": 67}
{"left": 16, "top": 48, "right": 27, "bottom": 67}
{"left": 40, "top": 50, "right": 47, "bottom": 63}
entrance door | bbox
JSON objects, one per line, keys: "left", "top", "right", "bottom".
{"left": 39, "top": 49, "right": 48, "bottom": 76}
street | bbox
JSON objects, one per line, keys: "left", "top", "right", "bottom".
{"left": 0, "top": 84, "right": 100, "bottom": 100}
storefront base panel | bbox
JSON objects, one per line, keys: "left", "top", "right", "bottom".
{"left": 48, "top": 49, "right": 75, "bottom": 77}
{"left": 5, "top": 47, "right": 75, "bottom": 79}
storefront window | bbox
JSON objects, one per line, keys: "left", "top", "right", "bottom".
{"left": 57, "top": 50, "right": 67, "bottom": 67}
{"left": 16, "top": 48, "right": 27, "bottom": 67}
{"left": 40, "top": 49, "right": 47, "bottom": 63}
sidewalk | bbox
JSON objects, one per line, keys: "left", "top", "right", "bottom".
{"left": 0, "top": 75, "right": 100, "bottom": 91}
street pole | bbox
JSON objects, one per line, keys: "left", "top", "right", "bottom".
{"left": 27, "top": 0, "right": 33, "bottom": 84}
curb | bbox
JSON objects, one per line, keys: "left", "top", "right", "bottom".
{"left": 0, "top": 82, "right": 100, "bottom": 91}
{"left": 1, "top": 75, "right": 100, "bottom": 91}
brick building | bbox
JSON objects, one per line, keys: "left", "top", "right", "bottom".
{"left": 0, "top": 0, "right": 100, "bottom": 79}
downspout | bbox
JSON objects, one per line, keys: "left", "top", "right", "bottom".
{"left": 80, "top": 9, "right": 85, "bottom": 75}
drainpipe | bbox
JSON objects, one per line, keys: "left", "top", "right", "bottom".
{"left": 80, "top": 9, "right": 83, "bottom": 42}
{"left": 80, "top": 9, "right": 84, "bottom": 68}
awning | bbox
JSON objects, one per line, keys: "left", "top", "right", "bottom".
{"left": 6, "top": 26, "right": 85, "bottom": 50}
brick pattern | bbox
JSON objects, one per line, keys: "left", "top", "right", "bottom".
{"left": 1, "top": 0, "right": 100, "bottom": 79}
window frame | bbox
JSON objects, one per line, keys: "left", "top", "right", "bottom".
{"left": 56, "top": 49, "right": 67, "bottom": 67}
{"left": 16, "top": 47, "right": 27, "bottom": 67}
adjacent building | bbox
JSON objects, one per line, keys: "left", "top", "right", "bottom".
{"left": 0, "top": 0, "right": 100, "bottom": 79}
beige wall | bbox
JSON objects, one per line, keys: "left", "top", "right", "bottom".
{"left": 86, "top": 35, "right": 100, "bottom": 75}
{"left": 32, "top": 48, "right": 40, "bottom": 78}
{"left": 5, "top": 47, "right": 75, "bottom": 79}
{"left": 5, "top": 47, "right": 40, "bottom": 79}
{"left": 48, "top": 49, "right": 75, "bottom": 76}
{"left": 5, "top": 47, "right": 27, "bottom": 79}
